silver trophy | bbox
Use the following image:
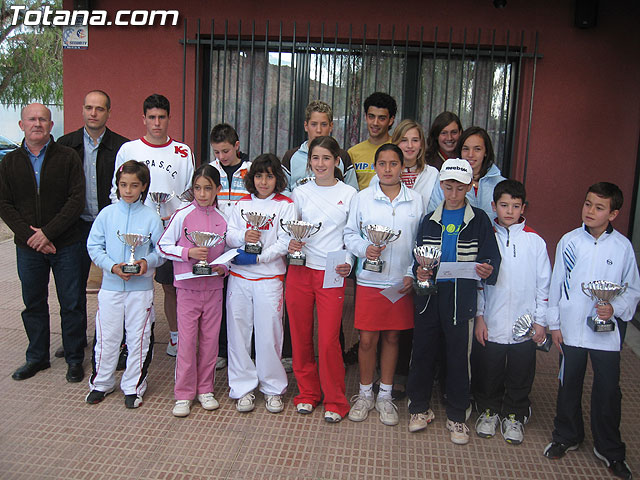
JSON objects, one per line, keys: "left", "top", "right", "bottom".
{"left": 581, "top": 280, "right": 627, "bottom": 332}
{"left": 413, "top": 245, "right": 442, "bottom": 295}
{"left": 184, "top": 228, "right": 226, "bottom": 275}
{"left": 148, "top": 191, "right": 175, "bottom": 219}
{"left": 240, "top": 210, "right": 276, "bottom": 254}
{"left": 279, "top": 219, "right": 322, "bottom": 266}
{"left": 296, "top": 176, "right": 315, "bottom": 187}
{"left": 360, "top": 223, "right": 401, "bottom": 273}
{"left": 116, "top": 231, "right": 152, "bottom": 274}
{"left": 177, "top": 188, "right": 194, "bottom": 203}
{"left": 512, "top": 313, "right": 552, "bottom": 352}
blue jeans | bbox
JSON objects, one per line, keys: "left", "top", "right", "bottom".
{"left": 16, "top": 242, "right": 86, "bottom": 364}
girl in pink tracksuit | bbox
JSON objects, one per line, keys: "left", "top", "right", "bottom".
{"left": 158, "top": 164, "right": 228, "bottom": 417}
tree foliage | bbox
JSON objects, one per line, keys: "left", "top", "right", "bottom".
{"left": 0, "top": 0, "right": 63, "bottom": 106}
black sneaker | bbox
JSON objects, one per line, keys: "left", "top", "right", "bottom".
{"left": 124, "top": 394, "right": 143, "bottom": 409}
{"left": 343, "top": 342, "right": 359, "bottom": 365}
{"left": 543, "top": 441, "right": 580, "bottom": 459}
{"left": 594, "top": 447, "right": 632, "bottom": 480}
{"left": 116, "top": 345, "right": 128, "bottom": 371}
{"left": 85, "top": 387, "right": 115, "bottom": 404}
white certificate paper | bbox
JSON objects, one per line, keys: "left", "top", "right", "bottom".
{"left": 323, "top": 250, "right": 347, "bottom": 289}
{"left": 436, "top": 262, "right": 481, "bottom": 281}
{"left": 175, "top": 271, "right": 221, "bottom": 281}
{"left": 380, "top": 282, "right": 406, "bottom": 304}
{"left": 209, "top": 249, "right": 239, "bottom": 265}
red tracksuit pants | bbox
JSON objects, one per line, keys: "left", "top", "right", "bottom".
{"left": 285, "top": 265, "right": 349, "bottom": 417}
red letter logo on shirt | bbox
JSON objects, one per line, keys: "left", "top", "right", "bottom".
{"left": 174, "top": 146, "right": 188, "bottom": 158}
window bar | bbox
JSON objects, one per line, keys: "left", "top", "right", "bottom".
{"left": 318, "top": 23, "right": 325, "bottom": 99}
{"left": 444, "top": 27, "right": 452, "bottom": 110}
{"left": 470, "top": 28, "right": 481, "bottom": 126}
{"left": 388, "top": 24, "right": 395, "bottom": 95}
{"left": 234, "top": 21, "right": 242, "bottom": 129}
{"left": 260, "top": 21, "right": 269, "bottom": 154}
{"left": 194, "top": 20, "right": 201, "bottom": 157}
{"left": 247, "top": 21, "right": 256, "bottom": 157}
{"left": 484, "top": 29, "right": 497, "bottom": 129}
{"left": 428, "top": 27, "right": 437, "bottom": 125}
{"left": 458, "top": 28, "right": 467, "bottom": 117}
{"left": 181, "top": 19, "right": 187, "bottom": 141}
{"left": 374, "top": 24, "right": 381, "bottom": 90}
{"left": 343, "top": 24, "right": 353, "bottom": 148}
{"left": 403, "top": 26, "right": 409, "bottom": 115}
{"left": 498, "top": 30, "right": 510, "bottom": 163}
{"left": 331, "top": 24, "right": 338, "bottom": 112}
{"left": 274, "top": 22, "right": 283, "bottom": 154}
{"left": 221, "top": 20, "right": 228, "bottom": 122}
{"left": 358, "top": 24, "right": 367, "bottom": 142}
{"left": 522, "top": 31, "right": 539, "bottom": 186}
{"left": 506, "top": 31, "right": 525, "bottom": 168}
{"left": 288, "top": 22, "right": 296, "bottom": 150}
{"left": 208, "top": 19, "right": 215, "bottom": 161}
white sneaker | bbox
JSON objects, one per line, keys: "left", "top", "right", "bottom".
{"left": 324, "top": 411, "right": 342, "bottom": 423}
{"left": 501, "top": 414, "right": 524, "bottom": 444}
{"left": 348, "top": 394, "right": 375, "bottom": 422}
{"left": 446, "top": 419, "right": 470, "bottom": 445}
{"left": 408, "top": 409, "right": 435, "bottom": 433}
{"left": 281, "top": 357, "right": 293, "bottom": 373}
{"left": 215, "top": 357, "right": 227, "bottom": 370}
{"left": 265, "top": 394, "right": 284, "bottom": 413}
{"left": 236, "top": 393, "right": 255, "bottom": 412}
{"left": 296, "top": 403, "right": 314, "bottom": 414}
{"left": 476, "top": 409, "right": 500, "bottom": 438}
{"left": 197, "top": 393, "right": 219, "bottom": 411}
{"left": 172, "top": 400, "right": 191, "bottom": 417}
{"left": 375, "top": 397, "right": 399, "bottom": 426}
{"left": 166, "top": 339, "right": 178, "bottom": 357}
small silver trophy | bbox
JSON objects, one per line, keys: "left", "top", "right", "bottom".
{"left": 148, "top": 191, "right": 175, "bottom": 218}
{"left": 184, "top": 228, "right": 226, "bottom": 275}
{"left": 413, "top": 245, "right": 442, "bottom": 295}
{"left": 581, "top": 280, "right": 627, "bottom": 332}
{"left": 296, "top": 176, "right": 315, "bottom": 187}
{"left": 240, "top": 210, "right": 276, "bottom": 254}
{"left": 360, "top": 223, "right": 401, "bottom": 273}
{"left": 177, "top": 188, "right": 194, "bottom": 203}
{"left": 279, "top": 219, "right": 322, "bottom": 266}
{"left": 116, "top": 231, "right": 152, "bottom": 274}
{"left": 512, "top": 313, "right": 552, "bottom": 352}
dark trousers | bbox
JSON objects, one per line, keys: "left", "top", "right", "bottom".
{"left": 552, "top": 343, "right": 625, "bottom": 462}
{"left": 16, "top": 242, "right": 85, "bottom": 364}
{"left": 79, "top": 220, "right": 92, "bottom": 331}
{"left": 472, "top": 338, "right": 536, "bottom": 421}
{"left": 407, "top": 283, "right": 470, "bottom": 422}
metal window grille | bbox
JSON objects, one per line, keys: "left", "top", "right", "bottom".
{"left": 182, "top": 21, "right": 541, "bottom": 179}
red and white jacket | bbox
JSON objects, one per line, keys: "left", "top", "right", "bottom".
{"left": 226, "top": 193, "right": 295, "bottom": 280}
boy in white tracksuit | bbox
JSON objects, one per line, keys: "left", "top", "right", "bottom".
{"left": 472, "top": 180, "right": 551, "bottom": 445}
{"left": 542, "top": 182, "right": 640, "bottom": 480}
{"left": 225, "top": 154, "right": 296, "bottom": 413}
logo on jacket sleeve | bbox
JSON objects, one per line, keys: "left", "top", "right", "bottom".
{"left": 174, "top": 146, "right": 188, "bottom": 157}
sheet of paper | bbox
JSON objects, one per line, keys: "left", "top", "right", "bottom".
{"left": 209, "top": 249, "right": 239, "bottom": 265}
{"left": 380, "top": 282, "right": 406, "bottom": 304}
{"left": 558, "top": 354, "right": 565, "bottom": 386}
{"left": 435, "top": 262, "right": 481, "bottom": 281}
{"left": 323, "top": 250, "right": 347, "bottom": 289}
{"left": 175, "top": 271, "right": 221, "bottom": 281}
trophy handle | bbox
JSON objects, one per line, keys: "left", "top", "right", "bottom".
{"left": 309, "top": 222, "right": 322, "bottom": 237}
{"left": 620, "top": 283, "right": 628, "bottom": 296}
{"left": 389, "top": 230, "right": 401, "bottom": 243}
{"left": 581, "top": 282, "right": 593, "bottom": 299}
{"left": 279, "top": 218, "right": 289, "bottom": 234}
{"left": 184, "top": 228, "right": 194, "bottom": 245}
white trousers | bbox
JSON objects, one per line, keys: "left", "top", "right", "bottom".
{"left": 226, "top": 275, "right": 287, "bottom": 399}
{"left": 89, "top": 289, "right": 155, "bottom": 396}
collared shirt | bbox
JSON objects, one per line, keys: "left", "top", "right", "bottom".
{"left": 24, "top": 140, "right": 50, "bottom": 189}
{"left": 81, "top": 128, "right": 104, "bottom": 221}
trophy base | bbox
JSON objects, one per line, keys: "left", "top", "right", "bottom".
{"left": 414, "top": 281, "right": 437, "bottom": 296}
{"left": 587, "top": 316, "right": 615, "bottom": 332}
{"left": 245, "top": 244, "right": 262, "bottom": 254}
{"left": 193, "top": 264, "right": 212, "bottom": 275}
{"left": 363, "top": 260, "right": 383, "bottom": 273}
{"left": 288, "top": 253, "right": 306, "bottom": 266}
{"left": 122, "top": 264, "right": 140, "bottom": 274}
{"left": 536, "top": 334, "right": 553, "bottom": 352}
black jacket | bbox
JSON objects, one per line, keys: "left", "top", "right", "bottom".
{"left": 414, "top": 200, "right": 501, "bottom": 324}
{"left": 0, "top": 137, "right": 85, "bottom": 248}
{"left": 57, "top": 127, "right": 129, "bottom": 212}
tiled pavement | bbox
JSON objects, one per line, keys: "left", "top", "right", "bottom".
{"left": 1, "top": 238, "right": 639, "bottom": 479}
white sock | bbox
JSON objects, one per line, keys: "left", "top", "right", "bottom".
{"left": 378, "top": 382, "right": 393, "bottom": 400}
{"left": 359, "top": 383, "right": 373, "bottom": 398}
{"left": 170, "top": 331, "right": 178, "bottom": 343}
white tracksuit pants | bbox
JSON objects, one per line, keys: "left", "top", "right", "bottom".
{"left": 226, "top": 274, "right": 288, "bottom": 399}
{"left": 89, "top": 289, "right": 155, "bottom": 396}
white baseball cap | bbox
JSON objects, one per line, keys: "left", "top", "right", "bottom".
{"left": 439, "top": 158, "right": 473, "bottom": 184}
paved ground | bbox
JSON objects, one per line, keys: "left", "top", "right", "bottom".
{"left": 1, "top": 236, "right": 639, "bottom": 479}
